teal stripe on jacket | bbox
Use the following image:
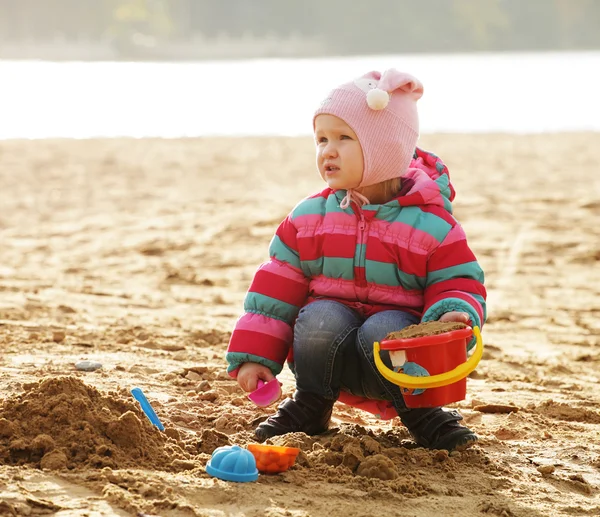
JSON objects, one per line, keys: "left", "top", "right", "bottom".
{"left": 471, "top": 293, "right": 487, "bottom": 321}
{"left": 354, "top": 243, "right": 366, "bottom": 266}
{"left": 301, "top": 257, "right": 354, "bottom": 280}
{"left": 376, "top": 206, "right": 453, "bottom": 243}
{"left": 435, "top": 174, "right": 454, "bottom": 214}
{"left": 270, "top": 235, "right": 301, "bottom": 269}
{"left": 427, "top": 261, "right": 484, "bottom": 285}
{"left": 291, "top": 196, "right": 325, "bottom": 218}
{"left": 291, "top": 194, "right": 346, "bottom": 219}
{"left": 365, "top": 259, "right": 425, "bottom": 290}
{"left": 245, "top": 292, "right": 299, "bottom": 323}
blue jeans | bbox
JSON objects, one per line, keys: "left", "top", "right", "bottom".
{"left": 291, "top": 300, "right": 419, "bottom": 413}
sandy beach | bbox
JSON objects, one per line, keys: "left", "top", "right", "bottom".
{"left": 1, "top": 133, "right": 599, "bottom": 516}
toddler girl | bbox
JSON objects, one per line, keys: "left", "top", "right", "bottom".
{"left": 226, "top": 69, "right": 486, "bottom": 451}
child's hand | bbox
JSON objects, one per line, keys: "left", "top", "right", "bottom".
{"left": 439, "top": 311, "right": 470, "bottom": 324}
{"left": 236, "top": 362, "right": 275, "bottom": 393}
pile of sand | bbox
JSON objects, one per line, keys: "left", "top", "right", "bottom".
{"left": 0, "top": 376, "right": 193, "bottom": 471}
{"left": 267, "top": 423, "right": 494, "bottom": 496}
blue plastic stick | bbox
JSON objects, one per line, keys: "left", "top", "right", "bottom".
{"left": 131, "top": 387, "right": 165, "bottom": 431}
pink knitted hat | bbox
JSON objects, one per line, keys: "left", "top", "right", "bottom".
{"left": 314, "top": 69, "right": 424, "bottom": 190}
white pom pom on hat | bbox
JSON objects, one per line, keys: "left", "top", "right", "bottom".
{"left": 366, "top": 88, "right": 390, "bottom": 110}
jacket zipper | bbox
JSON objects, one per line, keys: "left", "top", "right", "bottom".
{"left": 355, "top": 209, "right": 368, "bottom": 299}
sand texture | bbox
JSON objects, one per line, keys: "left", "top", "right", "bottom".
{"left": 385, "top": 321, "right": 468, "bottom": 340}
{"left": 0, "top": 133, "right": 599, "bottom": 516}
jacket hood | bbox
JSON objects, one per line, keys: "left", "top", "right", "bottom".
{"left": 395, "top": 147, "right": 456, "bottom": 214}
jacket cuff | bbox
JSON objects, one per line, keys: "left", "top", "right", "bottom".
{"left": 422, "top": 298, "right": 482, "bottom": 351}
{"left": 226, "top": 352, "right": 284, "bottom": 378}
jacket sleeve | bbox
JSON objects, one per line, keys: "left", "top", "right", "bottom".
{"left": 226, "top": 214, "right": 310, "bottom": 377}
{"left": 421, "top": 223, "right": 487, "bottom": 350}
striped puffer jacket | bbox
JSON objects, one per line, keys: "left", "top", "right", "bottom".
{"left": 226, "top": 148, "right": 486, "bottom": 414}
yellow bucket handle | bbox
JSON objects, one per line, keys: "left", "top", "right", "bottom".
{"left": 373, "top": 326, "right": 483, "bottom": 389}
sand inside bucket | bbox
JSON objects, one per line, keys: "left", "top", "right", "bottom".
{"left": 385, "top": 321, "right": 467, "bottom": 340}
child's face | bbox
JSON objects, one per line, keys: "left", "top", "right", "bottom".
{"left": 315, "top": 114, "right": 364, "bottom": 191}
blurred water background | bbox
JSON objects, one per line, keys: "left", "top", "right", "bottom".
{"left": 2, "top": 52, "right": 599, "bottom": 139}
{"left": 1, "top": 0, "right": 599, "bottom": 138}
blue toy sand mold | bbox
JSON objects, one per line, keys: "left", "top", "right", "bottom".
{"left": 206, "top": 445, "right": 259, "bottom": 482}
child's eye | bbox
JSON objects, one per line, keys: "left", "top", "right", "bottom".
{"left": 317, "top": 137, "right": 328, "bottom": 143}
{"left": 340, "top": 135, "right": 352, "bottom": 140}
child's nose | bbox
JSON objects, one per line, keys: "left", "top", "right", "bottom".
{"left": 323, "top": 143, "right": 338, "bottom": 158}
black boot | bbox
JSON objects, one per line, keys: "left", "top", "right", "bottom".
{"left": 255, "top": 390, "right": 334, "bottom": 442}
{"left": 400, "top": 407, "right": 477, "bottom": 451}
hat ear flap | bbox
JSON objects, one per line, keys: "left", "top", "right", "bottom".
{"left": 378, "top": 70, "right": 424, "bottom": 100}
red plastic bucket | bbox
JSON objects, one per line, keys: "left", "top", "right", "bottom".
{"left": 378, "top": 327, "right": 474, "bottom": 408}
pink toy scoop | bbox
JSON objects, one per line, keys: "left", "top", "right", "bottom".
{"left": 248, "top": 379, "right": 282, "bottom": 407}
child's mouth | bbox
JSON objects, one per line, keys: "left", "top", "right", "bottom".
{"left": 325, "top": 165, "right": 339, "bottom": 175}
